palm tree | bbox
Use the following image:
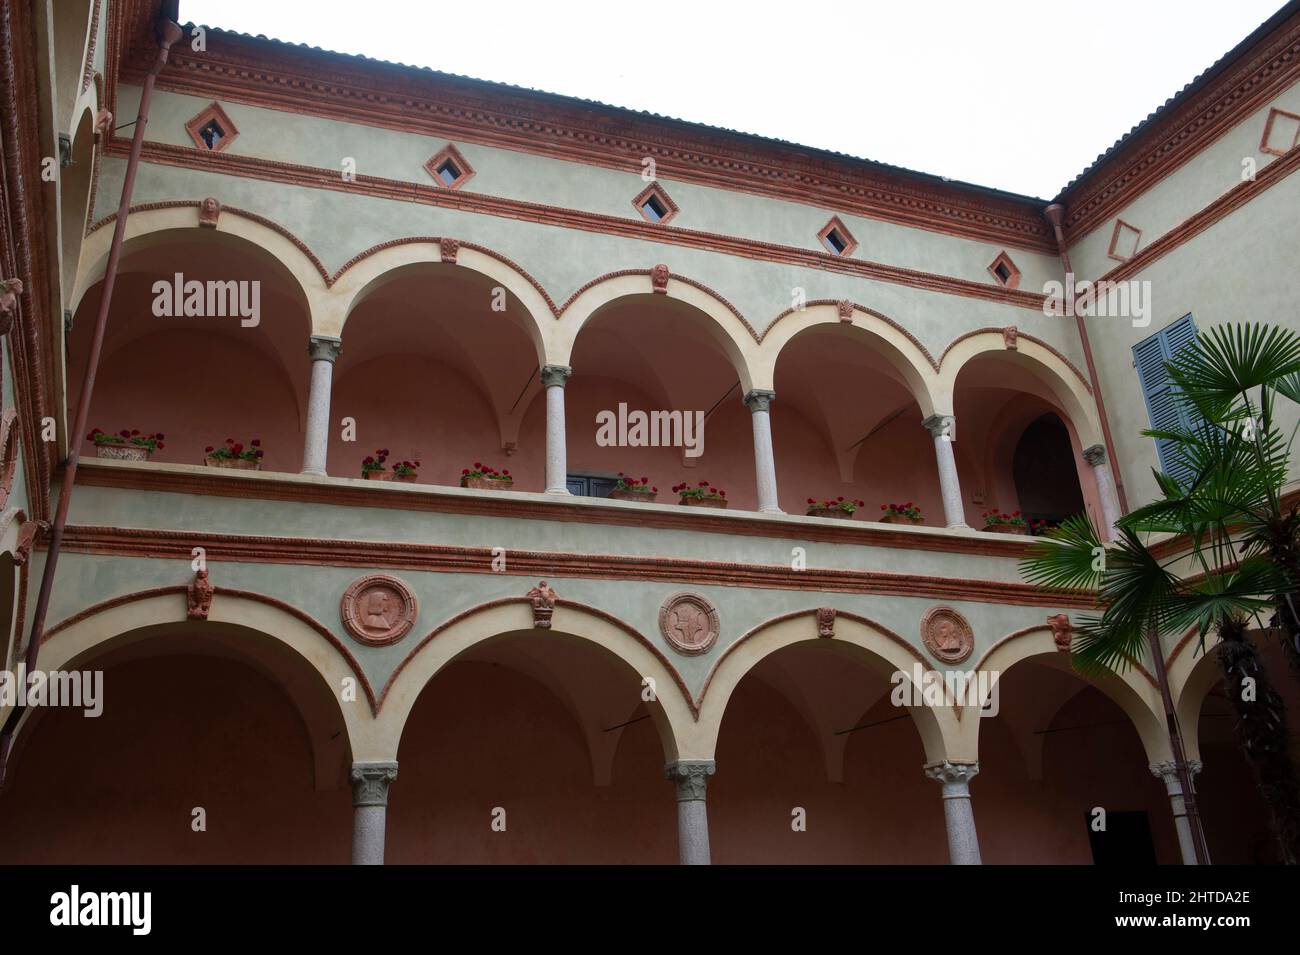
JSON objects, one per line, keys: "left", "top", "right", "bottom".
{"left": 1020, "top": 323, "right": 1300, "bottom": 864}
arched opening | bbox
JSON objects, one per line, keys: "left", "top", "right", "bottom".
{"left": 709, "top": 638, "right": 948, "bottom": 862}
{"left": 952, "top": 352, "right": 1098, "bottom": 530}
{"left": 1012, "top": 413, "right": 1086, "bottom": 524}
{"left": 333, "top": 264, "right": 542, "bottom": 486}
{"left": 975, "top": 655, "right": 1178, "bottom": 863}
{"left": 0, "top": 625, "right": 353, "bottom": 862}
{"left": 772, "top": 322, "right": 938, "bottom": 521}
{"left": 566, "top": 294, "right": 751, "bottom": 507}
{"left": 389, "top": 627, "right": 675, "bottom": 862}
{"left": 67, "top": 229, "right": 313, "bottom": 471}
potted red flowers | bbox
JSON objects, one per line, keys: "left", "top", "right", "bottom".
{"left": 880, "top": 502, "right": 924, "bottom": 525}
{"left": 392, "top": 459, "right": 421, "bottom": 483}
{"left": 609, "top": 472, "right": 658, "bottom": 502}
{"left": 806, "top": 497, "right": 864, "bottom": 520}
{"left": 205, "top": 437, "right": 263, "bottom": 470}
{"left": 88, "top": 428, "right": 164, "bottom": 461}
{"left": 981, "top": 510, "right": 1027, "bottom": 535}
{"left": 674, "top": 481, "right": 727, "bottom": 508}
{"left": 461, "top": 462, "right": 513, "bottom": 490}
{"left": 362, "top": 448, "right": 392, "bottom": 481}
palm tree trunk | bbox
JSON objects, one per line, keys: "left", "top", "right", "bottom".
{"left": 1216, "top": 616, "right": 1300, "bottom": 863}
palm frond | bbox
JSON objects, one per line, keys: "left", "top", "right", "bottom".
{"left": 1018, "top": 514, "right": 1104, "bottom": 593}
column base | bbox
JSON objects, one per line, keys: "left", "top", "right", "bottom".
{"left": 758, "top": 505, "right": 785, "bottom": 514}
{"left": 300, "top": 468, "right": 327, "bottom": 477}
{"left": 544, "top": 487, "right": 572, "bottom": 496}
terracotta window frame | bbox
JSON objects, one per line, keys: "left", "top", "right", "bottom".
{"left": 424, "top": 143, "right": 476, "bottom": 190}
{"left": 817, "top": 216, "right": 858, "bottom": 256}
{"left": 987, "top": 251, "right": 1021, "bottom": 289}
{"left": 184, "top": 101, "right": 239, "bottom": 153}
{"left": 632, "top": 182, "right": 679, "bottom": 225}
{"left": 1107, "top": 218, "right": 1142, "bottom": 262}
{"left": 1259, "top": 106, "right": 1300, "bottom": 157}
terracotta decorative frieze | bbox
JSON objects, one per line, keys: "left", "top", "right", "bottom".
{"left": 341, "top": 573, "right": 418, "bottom": 646}
{"left": 1047, "top": 613, "right": 1073, "bottom": 652}
{"left": 836, "top": 300, "right": 853, "bottom": 322}
{"left": 526, "top": 579, "right": 557, "bottom": 629}
{"left": 651, "top": 263, "right": 670, "bottom": 294}
{"left": 187, "top": 567, "right": 214, "bottom": 620}
{"left": 816, "top": 607, "right": 837, "bottom": 638}
{"left": 439, "top": 236, "right": 459, "bottom": 263}
{"left": 197, "top": 196, "right": 221, "bottom": 229}
{"left": 13, "top": 519, "right": 46, "bottom": 566}
{"left": 659, "top": 592, "right": 719, "bottom": 655}
{"left": 920, "top": 605, "right": 974, "bottom": 664}
{"left": 1002, "top": 325, "right": 1018, "bottom": 350}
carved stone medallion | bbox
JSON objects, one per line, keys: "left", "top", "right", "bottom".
{"left": 341, "top": 574, "right": 418, "bottom": 646}
{"left": 658, "top": 592, "right": 719, "bottom": 655}
{"left": 920, "top": 605, "right": 974, "bottom": 664}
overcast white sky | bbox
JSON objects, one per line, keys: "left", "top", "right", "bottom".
{"left": 183, "top": 0, "right": 1285, "bottom": 198}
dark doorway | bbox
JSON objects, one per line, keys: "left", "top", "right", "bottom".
{"left": 1086, "top": 810, "right": 1157, "bottom": 865}
{"left": 1012, "top": 413, "right": 1085, "bottom": 524}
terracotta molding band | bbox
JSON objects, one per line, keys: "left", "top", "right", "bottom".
{"left": 759, "top": 299, "right": 939, "bottom": 367}
{"left": 114, "top": 32, "right": 1054, "bottom": 253}
{"left": 557, "top": 268, "right": 756, "bottom": 334}
{"left": 53, "top": 523, "right": 1095, "bottom": 609}
{"left": 71, "top": 462, "right": 1043, "bottom": 559}
{"left": 40, "top": 583, "right": 380, "bottom": 714}
{"left": 378, "top": 596, "right": 696, "bottom": 716}
{"left": 97, "top": 140, "right": 1051, "bottom": 312}
{"left": 1061, "top": 9, "right": 1300, "bottom": 238}
{"left": 972, "top": 623, "right": 1157, "bottom": 692}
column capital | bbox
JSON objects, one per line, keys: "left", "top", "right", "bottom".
{"left": 349, "top": 761, "right": 398, "bottom": 807}
{"left": 925, "top": 760, "right": 979, "bottom": 792}
{"left": 1082, "top": 443, "right": 1107, "bottom": 466}
{"left": 921, "top": 413, "right": 955, "bottom": 438}
{"left": 666, "top": 759, "right": 715, "bottom": 801}
{"left": 308, "top": 335, "right": 342, "bottom": 363}
{"left": 540, "top": 364, "right": 572, "bottom": 389}
{"left": 743, "top": 389, "right": 775, "bottom": 413}
{"left": 1150, "top": 759, "right": 1202, "bottom": 781}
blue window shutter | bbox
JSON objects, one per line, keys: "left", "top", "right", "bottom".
{"left": 1133, "top": 315, "right": 1199, "bottom": 483}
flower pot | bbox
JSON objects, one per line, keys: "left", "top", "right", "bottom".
{"left": 206, "top": 456, "right": 260, "bottom": 471}
{"left": 608, "top": 488, "right": 657, "bottom": 502}
{"left": 880, "top": 514, "right": 924, "bottom": 525}
{"left": 806, "top": 506, "right": 853, "bottom": 520}
{"left": 680, "top": 496, "right": 727, "bottom": 509}
{"left": 982, "top": 522, "right": 1027, "bottom": 535}
{"left": 95, "top": 443, "right": 151, "bottom": 462}
{"left": 461, "top": 475, "right": 513, "bottom": 491}
{"left": 393, "top": 473, "right": 419, "bottom": 483}
{"left": 364, "top": 470, "right": 393, "bottom": 482}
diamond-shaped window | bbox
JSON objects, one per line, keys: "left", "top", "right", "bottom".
{"left": 987, "top": 251, "right": 1021, "bottom": 289}
{"left": 424, "top": 143, "right": 475, "bottom": 189}
{"left": 633, "top": 182, "right": 679, "bottom": 224}
{"left": 1107, "top": 219, "right": 1142, "bottom": 262}
{"left": 818, "top": 216, "right": 857, "bottom": 256}
{"left": 184, "top": 102, "right": 239, "bottom": 153}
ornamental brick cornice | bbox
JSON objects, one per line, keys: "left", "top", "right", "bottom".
{"left": 113, "top": 22, "right": 1054, "bottom": 252}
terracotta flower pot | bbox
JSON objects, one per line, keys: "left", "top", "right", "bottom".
{"left": 680, "top": 495, "right": 727, "bottom": 509}
{"left": 95, "top": 443, "right": 151, "bottom": 462}
{"left": 608, "top": 488, "right": 657, "bottom": 502}
{"left": 207, "top": 456, "right": 260, "bottom": 471}
{"left": 461, "top": 475, "right": 513, "bottom": 491}
{"left": 806, "top": 506, "right": 854, "bottom": 520}
{"left": 982, "top": 522, "right": 1027, "bottom": 535}
{"left": 393, "top": 472, "right": 419, "bottom": 483}
{"left": 880, "top": 513, "right": 924, "bottom": 525}
{"left": 364, "top": 470, "right": 393, "bottom": 482}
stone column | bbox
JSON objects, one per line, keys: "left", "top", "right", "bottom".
{"left": 925, "top": 761, "right": 982, "bottom": 864}
{"left": 666, "top": 760, "right": 715, "bottom": 865}
{"left": 349, "top": 761, "right": 398, "bottom": 865}
{"left": 744, "top": 389, "right": 781, "bottom": 514}
{"left": 302, "top": 335, "right": 342, "bottom": 476}
{"left": 542, "top": 364, "right": 572, "bottom": 495}
{"left": 922, "top": 414, "right": 968, "bottom": 528}
{"left": 1083, "top": 444, "right": 1122, "bottom": 539}
{"left": 1151, "top": 760, "right": 1206, "bottom": 865}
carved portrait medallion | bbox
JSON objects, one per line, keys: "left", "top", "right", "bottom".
{"left": 920, "top": 605, "right": 974, "bottom": 664}
{"left": 341, "top": 574, "right": 418, "bottom": 646}
{"left": 659, "top": 592, "right": 719, "bottom": 655}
